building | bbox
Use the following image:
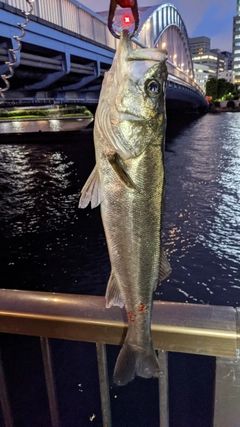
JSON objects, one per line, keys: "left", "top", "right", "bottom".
{"left": 210, "top": 49, "right": 225, "bottom": 74}
{"left": 189, "top": 36, "right": 210, "bottom": 55}
{"left": 189, "top": 37, "right": 225, "bottom": 78}
{"left": 221, "top": 51, "right": 233, "bottom": 71}
{"left": 193, "top": 63, "right": 209, "bottom": 93}
{"left": 191, "top": 52, "right": 219, "bottom": 77}
{"left": 218, "top": 70, "right": 236, "bottom": 83}
{"left": 232, "top": 0, "right": 240, "bottom": 84}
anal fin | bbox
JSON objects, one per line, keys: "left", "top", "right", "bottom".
{"left": 78, "top": 165, "right": 102, "bottom": 209}
{"left": 105, "top": 271, "right": 124, "bottom": 308}
{"left": 158, "top": 248, "right": 172, "bottom": 283}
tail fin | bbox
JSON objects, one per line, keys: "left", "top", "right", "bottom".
{"left": 113, "top": 336, "right": 160, "bottom": 386}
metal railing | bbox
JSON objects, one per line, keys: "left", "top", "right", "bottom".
{"left": 2, "top": 0, "right": 116, "bottom": 49}
{"left": 1, "top": 0, "right": 205, "bottom": 102}
{"left": 0, "top": 289, "right": 239, "bottom": 427}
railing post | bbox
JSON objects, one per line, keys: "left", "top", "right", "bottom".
{"left": 40, "top": 337, "right": 61, "bottom": 427}
{"left": 58, "top": 0, "right": 64, "bottom": 28}
{"left": 158, "top": 350, "right": 169, "bottom": 427}
{"left": 0, "top": 348, "right": 14, "bottom": 427}
{"left": 213, "top": 354, "right": 240, "bottom": 427}
{"left": 96, "top": 343, "right": 112, "bottom": 427}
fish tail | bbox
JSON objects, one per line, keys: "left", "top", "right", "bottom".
{"left": 113, "top": 335, "right": 160, "bottom": 386}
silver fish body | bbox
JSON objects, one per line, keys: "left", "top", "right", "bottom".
{"left": 79, "top": 30, "right": 171, "bottom": 385}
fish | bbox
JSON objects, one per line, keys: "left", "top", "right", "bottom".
{"left": 79, "top": 30, "right": 171, "bottom": 386}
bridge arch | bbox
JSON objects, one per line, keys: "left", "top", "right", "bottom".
{"left": 136, "top": 4, "right": 194, "bottom": 77}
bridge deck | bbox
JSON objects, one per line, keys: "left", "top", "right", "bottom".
{"left": 0, "top": 1, "right": 207, "bottom": 111}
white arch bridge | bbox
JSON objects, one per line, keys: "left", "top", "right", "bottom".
{"left": 0, "top": 0, "right": 208, "bottom": 112}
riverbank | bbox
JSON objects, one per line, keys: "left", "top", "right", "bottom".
{"left": 0, "top": 105, "right": 93, "bottom": 121}
{"left": 0, "top": 115, "right": 93, "bottom": 122}
{"left": 0, "top": 117, "right": 93, "bottom": 137}
{"left": 209, "top": 107, "right": 240, "bottom": 113}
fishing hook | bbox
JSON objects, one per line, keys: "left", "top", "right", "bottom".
{"left": 108, "top": 0, "right": 139, "bottom": 39}
{"left": 0, "top": 0, "right": 35, "bottom": 104}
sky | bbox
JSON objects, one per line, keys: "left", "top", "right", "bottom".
{"left": 79, "top": 0, "right": 237, "bottom": 52}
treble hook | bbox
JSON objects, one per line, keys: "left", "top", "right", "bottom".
{"left": 108, "top": 0, "right": 139, "bottom": 39}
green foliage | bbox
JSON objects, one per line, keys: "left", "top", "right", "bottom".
{"left": 206, "top": 78, "right": 239, "bottom": 102}
{"left": 0, "top": 105, "right": 92, "bottom": 119}
{"left": 217, "top": 79, "right": 227, "bottom": 99}
{"left": 0, "top": 109, "right": 49, "bottom": 118}
{"left": 206, "top": 77, "right": 218, "bottom": 100}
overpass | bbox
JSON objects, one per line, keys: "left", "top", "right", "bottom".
{"left": 0, "top": 0, "right": 208, "bottom": 112}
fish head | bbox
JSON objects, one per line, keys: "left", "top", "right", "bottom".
{"left": 96, "top": 30, "right": 168, "bottom": 159}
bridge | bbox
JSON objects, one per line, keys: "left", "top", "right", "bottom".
{"left": 0, "top": 0, "right": 208, "bottom": 113}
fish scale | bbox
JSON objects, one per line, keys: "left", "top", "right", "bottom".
{"left": 79, "top": 30, "right": 171, "bottom": 385}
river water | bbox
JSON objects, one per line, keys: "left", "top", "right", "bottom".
{"left": 0, "top": 113, "right": 239, "bottom": 427}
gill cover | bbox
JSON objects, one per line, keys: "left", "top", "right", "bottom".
{"left": 95, "top": 30, "right": 168, "bottom": 160}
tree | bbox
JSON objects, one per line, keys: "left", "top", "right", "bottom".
{"left": 206, "top": 77, "right": 218, "bottom": 100}
{"left": 232, "top": 83, "right": 240, "bottom": 99}
{"left": 206, "top": 77, "right": 237, "bottom": 101}
{"left": 217, "top": 78, "right": 227, "bottom": 99}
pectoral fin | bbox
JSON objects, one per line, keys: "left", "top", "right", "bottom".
{"left": 105, "top": 271, "right": 124, "bottom": 308}
{"left": 78, "top": 165, "right": 102, "bottom": 209}
{"left": 108, "top": 153, "right": 136, "bottom": 190}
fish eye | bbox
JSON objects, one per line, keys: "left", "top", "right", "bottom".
{"left": 145, "top": 79, "right": 161, "bottom": 96}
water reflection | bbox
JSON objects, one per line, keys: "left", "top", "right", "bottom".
{"left": 198, "top": 114, "right": 240, "bottom": 263}
{"left": 162, "top": 113, "right": 240, "bottom": 306}
{"left": 0, "top": 144, "right": 77, "bottom": 236}
{"left": 1, "top": 114, "right": 240, "bottom": 304}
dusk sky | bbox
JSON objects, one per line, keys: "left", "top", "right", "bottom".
{"left": 79, "top": 0, "right": 237, "bottom": 52}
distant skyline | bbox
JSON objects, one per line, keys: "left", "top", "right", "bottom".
{"left": 79, "top": 0, "right": 236, "bottom": 52}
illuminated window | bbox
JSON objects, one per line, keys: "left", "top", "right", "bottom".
{"left": 235, "top": 34, "right": 240, "bottom": 39}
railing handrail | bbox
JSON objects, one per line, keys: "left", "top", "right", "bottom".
{"left": 0, "top": 289, "right": 239, "bottom": 358}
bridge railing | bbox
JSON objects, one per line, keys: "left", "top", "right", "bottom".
{"left": 2, "top": 0, "right": 145, "bottom": 53}
{"left": 2, "top": 0, "right": 205, "bottom": 100}
{"left": 0, "top": 289, "right": 239, "bottom": 427}
{"left": 167, "top": 61, "right": 205, "bottom": 96}
{"left": 3, "top": 0, "right": 117, "bottom": 49}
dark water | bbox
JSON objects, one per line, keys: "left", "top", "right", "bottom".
{"left": 0, "top": 113, "right": 239, "bottom": 427}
